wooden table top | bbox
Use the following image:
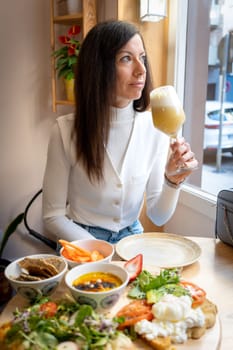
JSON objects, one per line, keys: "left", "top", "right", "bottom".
{"left": 0, "top": 236, "right": 232, "bottom": 349}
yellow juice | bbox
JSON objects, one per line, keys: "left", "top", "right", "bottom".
{"left": 151, "top": 105, "right": 186, "bottom": 137}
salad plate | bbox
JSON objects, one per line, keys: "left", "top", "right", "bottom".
{"left": 109, "top": 263, "right": 221, "bottom": 350}
{"left": 0, "top": 263, "right": 220, "bottom": 350}
{"left": 116, "top": 232, "right": 202, "bottom": 268}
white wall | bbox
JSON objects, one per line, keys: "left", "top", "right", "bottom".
{"left": 165, "top": 185, "right": 217, "bottom": 238}
{"left": 0, "top": 0, "right": 72, "bottom": 259}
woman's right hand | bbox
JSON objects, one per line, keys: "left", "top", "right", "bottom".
{"left": 165, "top": 137, "right": 198, "bottom": 185}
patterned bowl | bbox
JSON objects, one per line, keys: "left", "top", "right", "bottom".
{"left": 4, "top": 254, "right": 68, "bottom": 301}
{"left": 65, "top": 262, "right": 129, "bottom": 311}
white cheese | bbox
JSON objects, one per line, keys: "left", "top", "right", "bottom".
{"left": 134, "top": 294, "right": 205, "bottom": 344}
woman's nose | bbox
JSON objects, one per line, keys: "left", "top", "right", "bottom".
{"left": 134, "top": 59, "right": 146, "bottom": 76}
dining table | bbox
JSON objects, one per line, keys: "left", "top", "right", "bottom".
{"left": 0, "top": 236, "right": 233, "bottom": 349}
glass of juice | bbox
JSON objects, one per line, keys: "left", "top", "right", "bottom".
{"left": 150, "top": 85, "right": 197, "bottom": 175}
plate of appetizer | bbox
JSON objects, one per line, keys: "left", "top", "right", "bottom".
{"left": 116, "top": 232, "right": 202, "bottom": 268}
{"left": 0, "top": 257, "right": 220, "bottom": 350}
{"left": 111, "top": 258, "right": 220, "bottom": 350}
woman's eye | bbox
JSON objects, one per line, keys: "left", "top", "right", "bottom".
{"left": 120, "top": 55, "right": 131, "bottom": 63}
{"left": 118, "top": 54, "right": 146, "bottom": 64}
{"left": 140, "top": 55, "right": 146, "bottom": 64}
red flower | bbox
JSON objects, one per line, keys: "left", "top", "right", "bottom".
{"left": 68, "top": 25, "right": 81, "bottom": 36}
{"left": 58, "top": 35, "right": 71, "bottom": 45}
{"left": 68, "top": 46, "right": 76, "bottom": 56}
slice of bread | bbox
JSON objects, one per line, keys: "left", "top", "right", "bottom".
{"left": 140, "top": 335, "right": 174, "bottom": 350}
{"left": 201, "top": 298, "right": 218, "bottom": 329}
{"left": 17, "top": 257, "right": 61, "bottom": 280}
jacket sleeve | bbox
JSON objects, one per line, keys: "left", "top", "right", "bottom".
{"left": 145, "top": 135, "right": 181, "bottom": 226}
{"left": 42, "top": 121, "right": 94, "bottom": 241}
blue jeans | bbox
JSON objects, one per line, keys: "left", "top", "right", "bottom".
{"left": 75, "top": 220, "right": 143, "bottom": 244}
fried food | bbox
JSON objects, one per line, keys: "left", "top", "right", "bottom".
{"left": 16, "top": 256, "right": 62, "bottom": 281}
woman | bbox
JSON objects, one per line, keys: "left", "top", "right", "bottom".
{"left": 42, "top": 20, "right": 197, "bottom": 244}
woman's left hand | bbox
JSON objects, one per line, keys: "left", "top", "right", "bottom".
{"left": 165, "top": 138, "right": 198, "bottom": 185}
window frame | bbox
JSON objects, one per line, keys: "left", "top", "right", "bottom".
{"left": 174, "top": 0, "right": 212, "bottom": 188}
{"left": 165, "top": 0, "right": 217, "bottom": 237}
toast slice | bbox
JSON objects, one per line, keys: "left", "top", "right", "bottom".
{"left": 140, "top": 335, "right": 175, "bottom": 350}
{"left": 17, "top": 257, "right": 61, "bottom": 280}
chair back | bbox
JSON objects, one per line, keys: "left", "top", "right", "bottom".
{"left": 23, "top": 189, "right": 57, "bottom": 250}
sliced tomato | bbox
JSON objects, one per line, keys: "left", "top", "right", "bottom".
{"left": 180, "top": 281, "right": 206, "bottom": 307}
{"left": 124, "top": 254, "right": 143, "bottom": 282}
{"left": 116, "top": 299, "right": 153, "bottom": 330}
{"left": 39, "top": 301, "right": 58, "bottom": 317}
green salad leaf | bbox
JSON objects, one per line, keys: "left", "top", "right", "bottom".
{"left": 146, "top": 283, "right": 191, "bottom": 304}
{"left": 128, "top": 268, "right": 181, "bottom": 299}
{"left": 2, "top": 298, "right": 121, "bottom": 350}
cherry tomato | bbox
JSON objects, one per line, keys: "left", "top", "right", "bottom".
{"left": 180, "top": 281, "right": 206, "bottom": 307}
{"left": 40, "top": 301, "right": 58, "bottom": 317}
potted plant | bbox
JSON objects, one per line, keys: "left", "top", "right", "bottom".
{"left": 53, "top": 24, "right": 81, "bottom": 102}
{"left": 0, "top": 213, "right": 24, "bottom": 305}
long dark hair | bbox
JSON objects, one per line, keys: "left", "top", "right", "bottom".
{"left": 73, "top": 20, "right": 153, "bottom": 182}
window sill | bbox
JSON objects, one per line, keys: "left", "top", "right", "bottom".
{"left": 180, "top": 184, "right": 217, "bottom": 220}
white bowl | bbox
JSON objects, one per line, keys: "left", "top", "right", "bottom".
{"left": 4, "top": 254, "right": 68, "bottom": 301}
{"left": 65, "top": 262, "right": 129, "bottom": 311}
{"left": 60, "top": 239, "right": 115, "bottom": 268}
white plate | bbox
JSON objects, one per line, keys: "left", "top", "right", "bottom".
{"left": 116, "top": 232, "right": 201, "bottom": 268}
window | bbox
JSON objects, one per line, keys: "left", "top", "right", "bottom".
{"left": 175, "top": 0, "right": 233, "bottom": 196}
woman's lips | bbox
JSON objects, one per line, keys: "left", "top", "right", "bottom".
{"left": 130, "top": 81, "right": 145, "bottom": 88}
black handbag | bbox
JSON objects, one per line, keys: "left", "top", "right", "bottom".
{"left": 215, "top": 189, "right": 233, "bottom": 247}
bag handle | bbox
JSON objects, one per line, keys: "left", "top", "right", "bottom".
{"left": 23, "top": 189, "right": 57, "bottom": 250}
{"left": 222, "top": 204, "right": 233, "bottom": 245}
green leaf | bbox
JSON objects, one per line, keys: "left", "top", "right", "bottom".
{"left": 127, "top": 284, "right": 146, "bottom": 299}
{"left": 56, "top": 57, "right": 69, "bottom": 67}
{"left": 0, "top": 213, "right": 24, "bottom": 257}
{"left": 68, "top": 56, "right": 77, "bottom": 65}
{"left": 53, "top": 46, "right": 68, "bottom": 58}
{"left": 127, "top": 268, "right": 181, "bottom": 299}
{"left": 74, "top": 304, "right": 93, "bottom": 326}
{"left": 66, "top": 71, "right": 74, "bottom": 80}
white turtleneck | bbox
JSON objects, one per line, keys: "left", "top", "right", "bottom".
{"left": 107, "top": 103, "right": 135, "bottom": 173}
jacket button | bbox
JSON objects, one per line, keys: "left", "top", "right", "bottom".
{"left": 113, "top": 218, "right": 120, "bottom": 223}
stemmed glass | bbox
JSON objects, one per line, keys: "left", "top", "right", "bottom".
{"left": 150, "top": 85, "right": 197, "bottom": 175}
